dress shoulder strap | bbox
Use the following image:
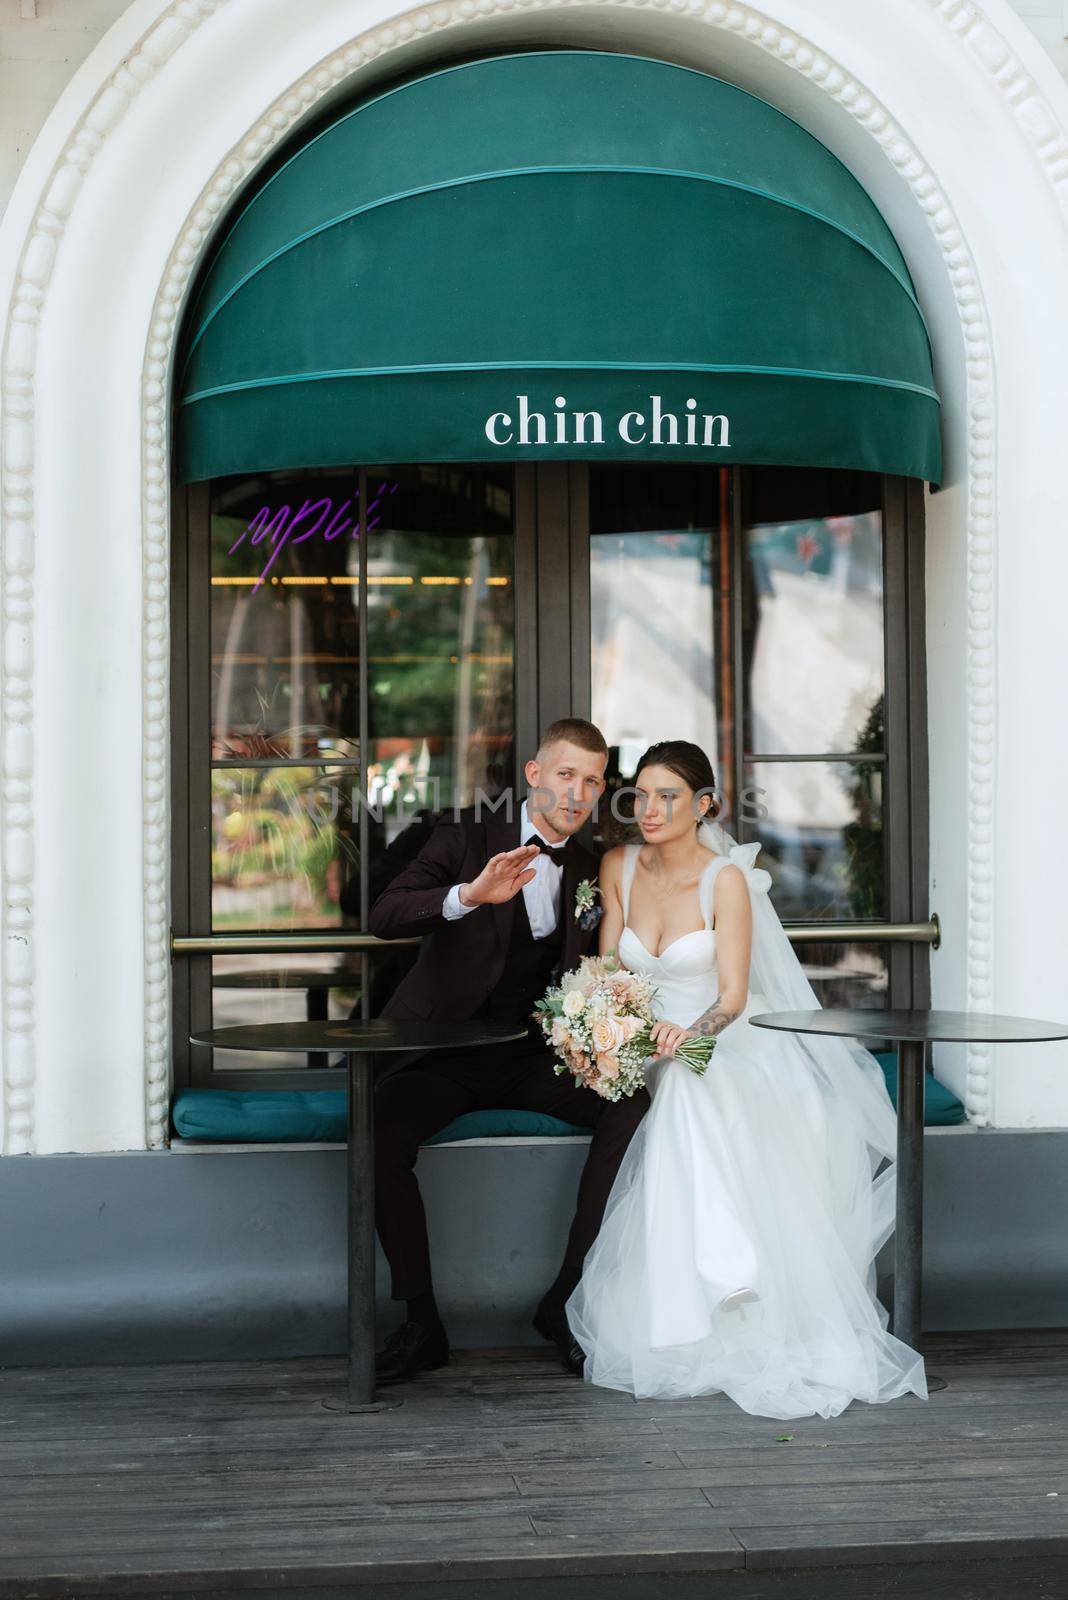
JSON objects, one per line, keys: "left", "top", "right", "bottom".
{"left": 698, "top": 853, "right": 730, "bottom": 930}
{"left": 620, "top": 843, "right": 640, "bottom": 923}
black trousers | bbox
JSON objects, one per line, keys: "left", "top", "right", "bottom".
{"left": 373, "top": 1025, "right": 651, "bottom": 1311}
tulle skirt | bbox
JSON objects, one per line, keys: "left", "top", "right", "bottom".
{"left": 565, "top": 997, "right": 929, "bottom": 1419}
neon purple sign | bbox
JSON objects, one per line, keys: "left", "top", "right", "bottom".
{"left": 227, "top": 479, "right": 400, "bottom": 592}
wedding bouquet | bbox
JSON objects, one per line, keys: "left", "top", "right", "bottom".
{"left": 534, "top": 952, "right": 717, "bottom": 1102}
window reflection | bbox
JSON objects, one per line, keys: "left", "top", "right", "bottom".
{"left": 589, "top": 464, "right": 731, "bottom": 786}
{"left": 742, "top": 470, "right": 883, "bottom": 757}
{"left": 794, "top": 942, "right": 889, "bottom": 1010}
{"left": 589, "top": 465, "right": 890, "bottom": 921}
{"left": 203, "top": 464, "right": 515, "bottom": 1058}
{"left": 211, "top": 468, "right": 366, "bottom": 756}
{"left": 207, "top": 954, "right": 362, "bottom": 1074}
{"left": 744, "top": 756, "right": 884, "bottom": 920}
{"left": 210, "top": 763, "right": 358, "bottom": 932}
{"left": 364, "top": 464, "right": 515, "bottom": 844}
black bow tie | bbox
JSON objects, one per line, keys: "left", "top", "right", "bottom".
{"left": 527, "top": 834, "right": 569, "bottom": 864}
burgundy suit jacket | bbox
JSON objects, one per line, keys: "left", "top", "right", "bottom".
{"left": 368, "top": 804, "right": 601, "bottom": 1078}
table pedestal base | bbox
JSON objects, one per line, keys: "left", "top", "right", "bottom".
{"left": 894, "top": 1037, "right": 948, "bottom": 1391}
{"left": 321, "top": 1395, "right": 405, "bottom": 1414}
{"left": 189, "top": 1019, "right": 532, "bottom": 1411}
{"left": 316, "top": 1049, "right": 408, "bottom": 1412}
{"left": 346, "top": 1048, "right": 391, "bottom": 1410}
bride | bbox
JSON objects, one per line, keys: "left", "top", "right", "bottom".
{"left": 565, "top": 739, "right": 929, "bottom": 1419}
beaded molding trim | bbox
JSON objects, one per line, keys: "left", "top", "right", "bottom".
{"left": 4, "top": 0, "right": 1067, "bottom": 1148}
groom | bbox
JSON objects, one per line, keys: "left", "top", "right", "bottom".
{"left": 369, "top": 717, "right": 650, "bottom": 1383}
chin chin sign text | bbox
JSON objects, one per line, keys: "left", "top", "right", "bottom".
{"left": 484, "top": 396, "right": 730, "bottom": 450}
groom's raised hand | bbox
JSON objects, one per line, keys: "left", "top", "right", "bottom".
{"left": 458, "top": 844, "right": 540, "bottom": 907}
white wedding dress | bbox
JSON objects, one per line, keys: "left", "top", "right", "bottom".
{"left": 565, "top": 838, "right": 929, "bottom": 1420}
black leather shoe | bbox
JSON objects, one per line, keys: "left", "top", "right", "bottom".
{"left": 375, "top": 1319, "right": 450, "bottom": 1384}
{"left": 532, "top": 1299, "right": 586, "bottom": 1377}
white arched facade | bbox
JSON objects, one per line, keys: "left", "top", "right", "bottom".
{"left": 2, "top": 0, "right": 1068, "bottom": 1155}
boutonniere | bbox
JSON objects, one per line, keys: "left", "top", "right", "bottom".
{"left": 574, "top": 879, "right": 603, "bottom": 930}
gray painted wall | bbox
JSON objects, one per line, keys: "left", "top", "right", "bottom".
{"left": 1, "top": 1127, "right": 1065, "bottom": 1366}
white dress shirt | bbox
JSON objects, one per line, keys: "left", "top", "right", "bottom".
{"left": 442, "top": 798, "right": 564, "bottom": 937}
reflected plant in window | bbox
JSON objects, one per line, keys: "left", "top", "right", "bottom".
{"left": 839, "top": 695, "right": 884, "bottom": 921}
{"left": 211, "top": 765, "right": 359, "bottom": 929}
{"left": 367, "top": 527, "right": 513, "bottom": 810}
{"left": 213, "top": 690, "right": 361, "bottom": 764}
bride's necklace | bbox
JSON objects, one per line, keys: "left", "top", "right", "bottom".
{"left": 642, "top": 849, "right": 708, "bottom": 900}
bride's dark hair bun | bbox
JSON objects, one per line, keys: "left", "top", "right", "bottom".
{"left": 633, "top": 740, "right": 721, "bottom": 822}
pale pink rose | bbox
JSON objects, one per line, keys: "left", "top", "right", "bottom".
{"left": 591, "top": 1016, "right": 625, "bottom": 1055}
{"left": 596, "top": 1053, "right": 621, "bottom": 1080}
{"left": 618, "top": 1014, "right": 644, "bottom": 1041}
{"left": 550, "top": 1018, "right": 572, "bottom": 1050}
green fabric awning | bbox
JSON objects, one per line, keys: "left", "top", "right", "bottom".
{"left": 175, "top": 50, "right": 942, "bottom": 485}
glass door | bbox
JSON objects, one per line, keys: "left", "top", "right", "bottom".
{"left": 585, "top": 463, "right": 929, "bottom": 1013}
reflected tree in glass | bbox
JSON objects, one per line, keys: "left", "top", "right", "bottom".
{"left": 839, "top": 695, "right": 884, "bottom": 921}
{"left": 211, "top": 764, "right": 360, "bottom": 931}
{"left": 364, "top": 465, "right": 515, "bottom": 841}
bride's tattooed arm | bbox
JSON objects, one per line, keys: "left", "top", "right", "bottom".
{"left": 649, "top": 993, "right": 743, "bottom": 1059}
{"left": 688, "top": 994, "right": 743, "bottom": 1039}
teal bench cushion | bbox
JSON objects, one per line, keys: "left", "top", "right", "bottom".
{"left": 423, "top": 1109, "right": 588, "bottom": 1143}
{"left": 871, "top": 1051, "right": 967, "bottom": 1125}
{"left": 173, "top": 1057, "right": 966, "bottom": 1142}
{"left": 171, "top": 1089, "right": 587, "bottom": 1144}
{"left": 173, "top": 1089, "right": 347, "bottom": 1141}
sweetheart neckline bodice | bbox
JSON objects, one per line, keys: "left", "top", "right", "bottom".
{"left": 619, "top": 924, "right": 716, "bottom": 964}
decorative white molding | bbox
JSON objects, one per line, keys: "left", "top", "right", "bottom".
{"left": 3, "top": 0, "right": 1068, "bottom": 1148}
{"left": 1, "top": 0, "right": 226, "bottom": 1156}
{"left": 927, "top": 0, "right": 1068, "bottom": 1120}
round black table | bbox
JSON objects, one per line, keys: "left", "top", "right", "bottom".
{"left": 750, "top": 1009, "right": 1068, "bottom": 1388}
{"left": 189, "top": 1019, "right": 527, "bottom": 1410}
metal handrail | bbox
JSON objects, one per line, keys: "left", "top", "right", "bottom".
{"left": 782, "top": 916, "right": 940, "bottom": 949}
{"left": 171, "top": 914, "right": 940, "bottom": 957}
{"left": 172, "top": 932, "right": 419, "bottom": 954}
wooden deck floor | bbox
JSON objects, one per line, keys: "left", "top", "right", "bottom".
{"left": 2, "top": 1330, "right": 1068, "bottom": 1598}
